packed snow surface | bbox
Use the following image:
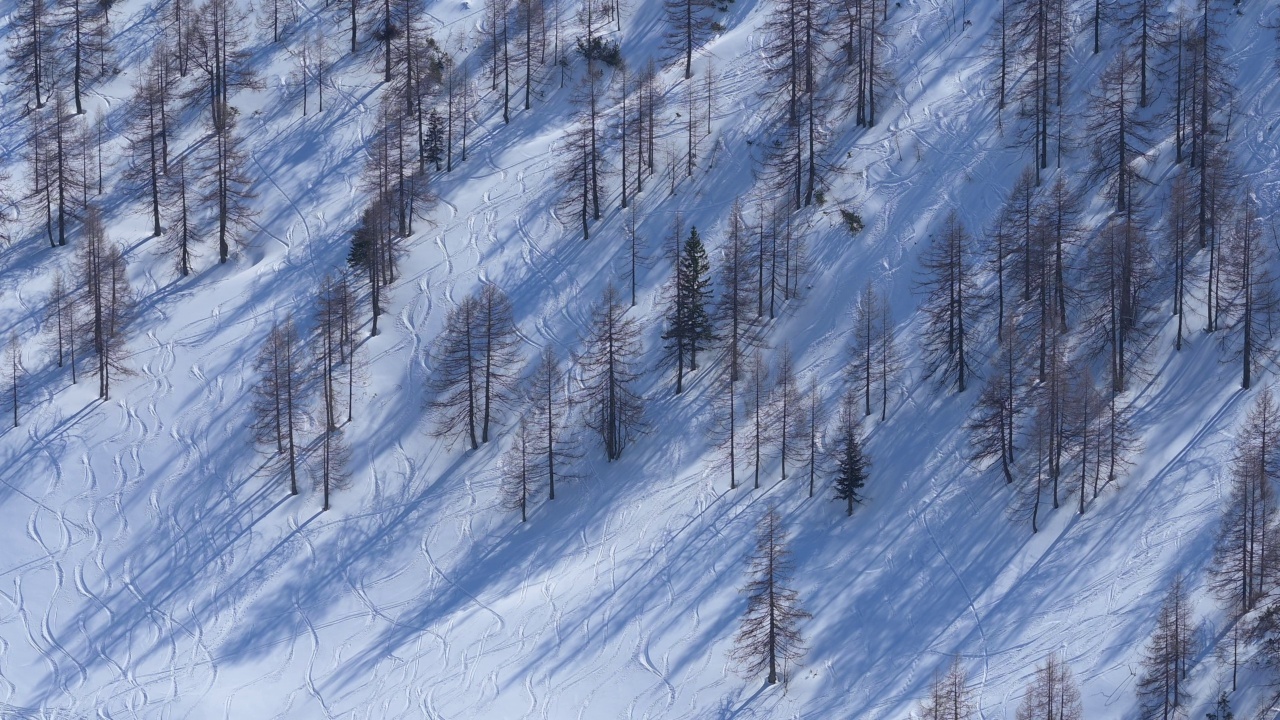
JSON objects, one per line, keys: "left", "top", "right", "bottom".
{"left": 1, "top": 0, "right": 1280, "bottom": 716}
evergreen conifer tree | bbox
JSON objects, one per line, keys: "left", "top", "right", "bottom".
{"left": 831, "top": 390, "right": 868, "bottom": 515}
{"left": 663, "top": 225, "right": 714, "bottom": 392}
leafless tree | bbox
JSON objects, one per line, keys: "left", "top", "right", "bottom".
{"left": 1167, "top": 172, "right": 1196, "bottom": 350}
{"left": 1210, "top": 386, "right": 1280, "bottom": 619}
{"left": 850, "top": 281, "right": 882, "bottom": 418}
{"left": 1012, "top": 177, "right": 1077, "bottom": 381}
{"left": 315, "top": 274, "right": 345, "bottom": 431}
{"left": 770, "top": 345, "right": 805, "bottom": 482}
{"left": 171, "top": 0, "right": 193, "bottom": 75}
{"left": 250, "top": 317, "right": 306, "bottom": 496}
{"left": 518, "top": 0, "right": 545, "bottom": 110}
{"left": 1158, "top": 7, "right": 1193, "bottom": 163}
{"left": 124, "top": 47, "right": 176, "bottom": 238}
{"left": 257, "top": 0, "right": 296, "bottom": 43}
{"left": 579, "top": 284, "right": 644, "bottom": 461}
{"left": 716, "top": 199, "right": 758, "bottom": 383}
{"left": 1085, "top": 47, "right": 1153, "bottom": 213}
{"left": 477, "top": 284, "right": 523, "bottom": 442}
{"left": 499, "top": 418, "right": 536, "bottom": 521}
{"left": 916, "top": 657, "right": 976, "bottom": 720}
{"left": 632, "top": 60, "right": 661, "bottom": 194}
{"left": 662, "top": 0, "right": 712, "bottom": 79}
{"left": 746, "top": 349, "right": 770, "bottom": 489}
{"left": 1200, "top": 147, "right": 1238, "bottom": 333}
{"left": 8, "top": 0, "right": 53, "bottom": 109}
{"left": 556, "top": 53, "right": 608, "bottom": 233}
{"left": 969, "top": 321, "right": 1020, "bottom": 486}
{"left": 983, "top": 0, "right": 1010, "bottom": 111}
{"left": 1081, "top": 210, "right": 1156, "bottom": 394}
{"left": 427, "top": 286, "right": 521, "bottom": 449}
{"left": 1115, "top": 0, "right": 1165, "bottom": 107}
{"left": 1178, "top": 1, "right": 1234, "bottom": 293}
{"left": 340, "top": 0, "right": 360, "bottom": 54}
{"left": 839, "top": 0, "right": 892, "bottom": 127}
{"left": 289, "top": 26, "right": 330, "bottom": 115}
{"left": 334, "top": 272, "right": 360, "bottom": 422}
{"left": 201, "top": 106, "right": 257, "bottom": 264}
{"left": 556, "top": 122, "right": 598, "bottom": 240}
{"left": 1066, "top": 366, "right": 1105, "bottom": 514}
{"left": 56, "top": 0, "right": 112, "bottom": 115}
{"left": 525, "top": 346, "right": 580, "bottom": 500}
{"left": 6, "top": 334, "right": 22, "bottom": 428}
{"left": 367, "top": 94, "right": 431, "bottom": 239}
{"left": 315, "top": 425, "right": 350, "bottom": 511}
{"left": 1220, "top": 193, "right": 1276, "bottom": 390}
{"left": 1008, "top": 0, "right": 1068, "bottom": 182}
{"left": 29, "top": 91, "right": 88, "bottom": 249}
{"left": 44, "top": 271, "right": 78, "bottom": 384}
{"left": 917, "top": 211, "right": 976, "bottom": 393}
{"left": 163, "top": 156, "right": 197, "bottom": 276}
{"left": 78, "top": 208, "right": 134, "bottom": 400}
{"left": 1136, "top": 574, "right": 1194, "bottom": 720}
{"left": 347, "top": 198, "right": 396, "bottom": 337}
{"left": 713, "top": 370, "right": 742, "bottom": 490}
{"left": 1014, "top": 653, "right": 1082, "bottom": 720}
{"left": 804, "top": 376, "right": 822, "bottom": 497}
{"left": 185, "top": 0, "right": 259, "bottom": 130}
{"left": 685, "top": 77, "right": 699, "bottom": 177}
{"left": 762, "top": 0, "right": 829, "bottom": 208}
{"left": 731, "top": 506, "right": 809, "bottom": 684}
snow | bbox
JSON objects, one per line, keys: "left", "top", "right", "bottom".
{"left": 1, "top": 0, "right": 1279, "bottom": 716}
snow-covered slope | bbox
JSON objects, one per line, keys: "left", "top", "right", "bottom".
{"left": 2, "top": 0, "right": 1280, "bottom": 716}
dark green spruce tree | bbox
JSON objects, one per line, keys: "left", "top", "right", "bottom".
{"left": 832, "top": 390, "right": 868, "bottom": 516}
{"left": 663, "top": 225, "right": 715, "bottom": 393}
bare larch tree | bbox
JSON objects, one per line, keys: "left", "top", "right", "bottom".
{"left": 731, "top": 506, "right": 809, "bottom": 684}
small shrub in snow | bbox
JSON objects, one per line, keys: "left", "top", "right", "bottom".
{"left": 840, "top": 208, "right": 864, "bottom": 235}
{"left": 576, "top": 36, "right": 622, "bottom": 67}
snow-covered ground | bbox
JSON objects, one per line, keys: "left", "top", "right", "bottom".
{"left": 2, "top": 0, "right": 1280, "bottom": 716}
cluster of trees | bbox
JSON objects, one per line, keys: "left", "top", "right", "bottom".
{"left": 7, "top": 0, "right": 113, "bottom": 117}
{"left": 185, "top": 0, "right": 458, "bottom": 277}
{"left": 896, "top": 2, "right": 1271, "bottom": 703}
{"left": 27, "top": 211, "right": 137, "bottom": 404}
{"left": 687, "top": 204, "right": 876, "bottom": 506}
{"left": 2, "top": 0, "right": 138, "bottom": 411}
{"left": 950, "top": 62, "right": 1264, "bottom": 534}
{"left": 730, "top": 527, "right": 1114, "bottom": 714}
{"left": 423, "top": 205, "right": 882, "bottom": 523}
{"left": 1136, "top": 576, "right": 1195, "bottom": 719}
{"left": 1210, "top": 387, "right": 1280, "bottom": 694}
{"left": 923, "top": 383, "right": 1262, "bottom": 720}
{"left": 912, "top": 653, "right": 1084, "bottom": 720}
{"left": 755, "top": 0, "right": 893, "bottom": 210}
{"left": 120, "top": 0, "right": 263, "bottom": 270}
{"left": 954, "top": 176, "right": 1147, "bottom": 531}
{"left": 540, "top": 0, "right": 897, "bottom": 239}
{"left": 249, "top": 274, "right": 361, "bottom": 509}
{"left": 3, "top": 0, "right": 471, "bottom": 508}
{"left": 5, "top": 0, "right": 1276, "bottom": 711}
{"left": 902, "top": 566, "right": 1242, "bottom": 720}
{"left": 906, "top": 570, "right": 1238, "bottom": 720}
{"left": 427, "top": 282, "right": 638, "bottom": 521}
{"left": 12, "top": 0, "right": 469, "bottom": 278}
